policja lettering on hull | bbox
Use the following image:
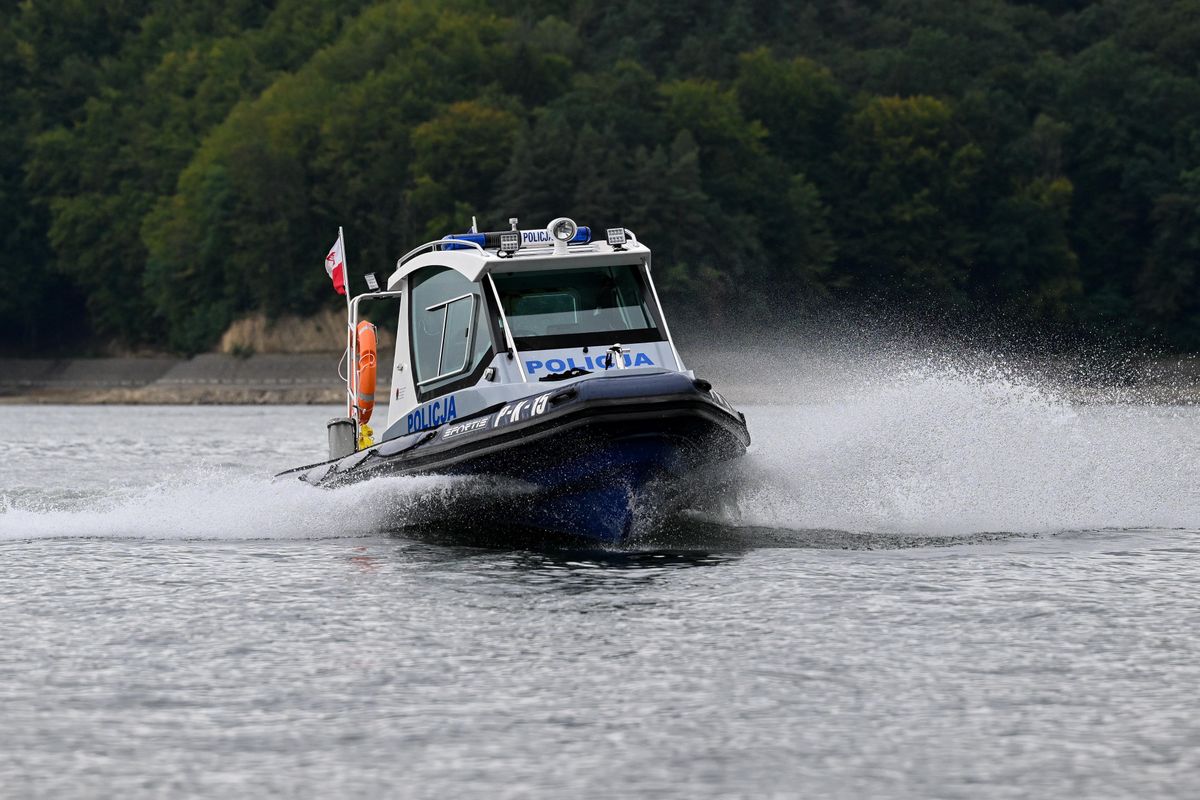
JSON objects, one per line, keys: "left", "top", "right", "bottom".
{"left": 525, "top": 352, "right": 654, "bottom": 375}
{"left": 407, "top": 395, "right": 457, "bottom": 433}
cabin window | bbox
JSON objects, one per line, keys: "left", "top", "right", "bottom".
{"left": 492, "top": 265, "right": 659, "bottom": 347}
{"left": 409, "top": 267, "right": 490, "bottom": 392}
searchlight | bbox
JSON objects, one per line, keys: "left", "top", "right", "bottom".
{"left": 548, "top": 217, "right": 577, "bottom": 254}
{"left": 549, "top": 217, "right": 578, "bottom": 241}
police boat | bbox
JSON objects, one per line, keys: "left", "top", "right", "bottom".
{"left": 277, "top": 218, "right": 750, "bottom": 542}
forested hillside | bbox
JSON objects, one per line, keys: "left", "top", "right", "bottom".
{"left": 3, "top": 0, "right": 1199, "bottom": 353}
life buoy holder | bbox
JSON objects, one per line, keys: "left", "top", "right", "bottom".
{"left": 355, "top": 320, "right": 377, "bottom": 424}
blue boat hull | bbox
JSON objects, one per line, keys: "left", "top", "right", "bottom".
{"left": 279, "top": 372, "right": 750, "bottom": 543}
{"left": 485, "top": 436, "right": 684, "bottom": 543}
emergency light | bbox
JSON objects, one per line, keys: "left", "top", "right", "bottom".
{"left": 441, "top": 225, "right": 591, "bottom": 251}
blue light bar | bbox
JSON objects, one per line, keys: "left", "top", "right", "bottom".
{"left": 440, "top": 227, "right": 591, "bottom": 251}
{"left": 439, "top": 233, "right": 481, "bottom": 252}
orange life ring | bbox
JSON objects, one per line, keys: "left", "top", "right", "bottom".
{"left": 355, "top": 320, "right": 377, "bottom": 424}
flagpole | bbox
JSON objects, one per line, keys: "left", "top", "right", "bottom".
{"left": 341, "top": 226, "right": 355, "bottom": 421}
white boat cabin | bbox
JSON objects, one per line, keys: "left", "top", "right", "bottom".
{"left": 356, "top": 219, "right": 687, "bottom": 442}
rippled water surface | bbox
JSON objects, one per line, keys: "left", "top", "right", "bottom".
{"left": 2, "top": 361, "right": 1199, "bottom": 798}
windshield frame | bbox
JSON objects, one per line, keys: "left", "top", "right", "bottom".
{"left": 490, "top": 262, "right": 665, "bottom": 351}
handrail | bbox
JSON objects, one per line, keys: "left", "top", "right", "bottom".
{"left": 394, "top": 238, "right": 489, "bottom": 271}
{"left": 346, "top": 289, "right": 406, "bottom": 418}
{"left": 394, "top": 229, "right": 641, "bottom": 272}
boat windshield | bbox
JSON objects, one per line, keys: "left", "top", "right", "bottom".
{"left": 491, "top": 264, "right": 660, "bottom": 348}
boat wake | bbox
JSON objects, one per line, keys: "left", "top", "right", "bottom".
{"left": 0, "top": 471, "right": 489, "bottom": 543}
{"left": 1, "top": 352, "right": 1196, "bottom": 547}
{"left": 689, "top": 355, "right": 1200, "bottom": 539}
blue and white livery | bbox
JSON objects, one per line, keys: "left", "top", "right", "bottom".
{"left": 280, "top": 218, "right": 750, "bottom": 543}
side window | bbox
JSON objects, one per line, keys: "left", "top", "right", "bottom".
{"left": 409, "top": 267, "right": 490, "bottom": 393}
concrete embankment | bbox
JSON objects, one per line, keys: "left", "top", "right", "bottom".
{"left": 0, "top": 352, "right": 395, "bottom": 405}
{"left": 1, "top": 349, "right": 1197, "bottom": 405}
{"left": 0, "top": 349, "right": 776, "bottom": 405}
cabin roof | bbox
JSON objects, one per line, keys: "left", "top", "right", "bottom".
{"left": 386, "top": 238, "right": 651, "bottom": 290}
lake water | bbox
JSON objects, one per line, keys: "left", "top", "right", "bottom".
{"left": 2, "top": 358, "right": 1199, "bottom": 798}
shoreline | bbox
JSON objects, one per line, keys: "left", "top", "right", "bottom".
{"left": 0, "top": 353, "right": 363, "bottom": 406}
{"left": 2, "top": 350, "right": 1198, "bottom": 407}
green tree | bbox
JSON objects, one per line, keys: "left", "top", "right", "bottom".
{"left": 6, "top": 0, "right": 1200, "bottom": 352}
{"left": 834, "top": 95, "right": 983, "bottom": 300}
{"left": 734, "top": 49, "right": 846, "bottom": 179}
{"left": 1138, "top": 184, "right": 1200, "bottom": 348}
{"left": 407, "top": 100, "right": 520, "bottom": 238}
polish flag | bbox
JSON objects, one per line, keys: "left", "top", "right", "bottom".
{"left": 325, "top": 231, "right": 346, "bottom": 295}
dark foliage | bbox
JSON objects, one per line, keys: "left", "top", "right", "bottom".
{"left": 3, "top": 0, "right": 1198, "bottom": 353}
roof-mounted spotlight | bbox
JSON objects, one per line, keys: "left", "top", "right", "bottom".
{"left": 499, "top": 230, "right": 521, "bottom": 257}
{"left": 549, "top": 217, "right": 577, "bottom": 242}
{"left": 548, "top": 217, "right": 578, "bottom": 254}
{"left": 606, "top": 227, "right": 627, "bottom": 251}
